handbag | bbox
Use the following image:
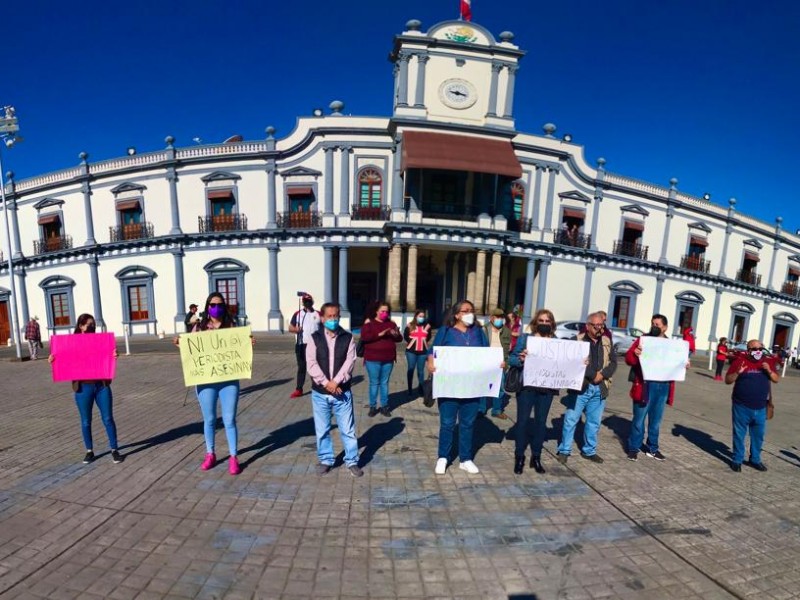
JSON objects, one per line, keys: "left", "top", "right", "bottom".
{"left": 504, "top": 365, "right": 523, "bottom": 394}
{"left": 422, "top": 375, "right": 435, "bottom": 407}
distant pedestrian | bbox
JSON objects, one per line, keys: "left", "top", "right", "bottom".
{"left": 48, "top": 313, "right": 122, "bottom": 465}
{"left": 714, "top": 337, "right": 729, "bottom": 381}
{"left": 25, "top": 316, "right": 41, "bottom": 360}
{"left": 360, "top": 301, "right": 402, "bottom": 416}
{"left": 791, "top": 346, "right": 797, "bottom": 367}
{"left": 403, "top": 309, "right": 431, "bottom": 398}
{"left": 184, "top": 304, "right": 200, "bottom": 332}
{"left": 481, "top": 307, "right": 511, "bottom": 419}
{"left": 725, "top": 339, "right": 779, "bottom": 472}
{"left": 683, "top": 326, "right": 696, "bottom": 355}
{"left": 306, "top": 302, "right": 363, "bottom": 477}
{"left": 288, "top": 294, "right": 321, "bottom": 398}
{"left": 507, "top": 306, "right": 522, "bottom": 351}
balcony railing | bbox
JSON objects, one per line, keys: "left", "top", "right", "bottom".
{"left": 507, "top": 218, "right": 533, "bottom": 233}
{"left": 680, "top": 254, "right": 711, "bottom": 273}
{"left": 781, "top": 281, "right": 800, "bottom": 298}
{"left": 109, "top": 222, "right": 155, "bottom": 242}
{"left": 351, "top": 205, "right": 391, "bottom": 221}
{"left": 198, "top": 214, "right": 248, "bottom": 233}
{"left": 277, "top": 211, "right": 320, "bottom": 229}
{"left": 553, "top": 230, "right": 592, "bottom": 249}
{"left": 613, "top": 240, "right": 649, "bottom": 260}
{"left": 736, "top": 270, "right": 762, "bottom": 286}
{"left": 34, "top": 235, "right": 73, "bottom": 255}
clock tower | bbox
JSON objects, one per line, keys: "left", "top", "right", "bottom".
{"left": 389, "top": 19, "right": 524, "bottom": 130}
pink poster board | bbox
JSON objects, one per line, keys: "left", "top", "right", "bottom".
{"left": 50, "top": 333, "right": 117, "bottom": 382}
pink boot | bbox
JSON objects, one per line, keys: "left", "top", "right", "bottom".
{"left": 201, "top": 452, "right": 216, "bottom": 470}
{"left": 228, "top": 456, "right": 241, "bottom": 475}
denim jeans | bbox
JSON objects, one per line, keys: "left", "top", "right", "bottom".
{"left": 628, "top": 381, "right": 670, "bottom": 454}
{"left": 74, "top": 382, "right": 118, "bottom": 450}
{"left": 405, "top": 352, "right": 426, "bottom": 390}
{"left": 365, "top": 360, "right": 394, "bottom": 408}
{"left": 557, "top": 384, "right": 605, "bottom": 456}
{"left": 196, "top": 381, "right": 240, "bottom": 456}
{"left": 311, "top": 389, "right": 359, "bottom": 467}
{"left": 731, "top": 403, "right": 766, "bottom": 465}
{"left": 479, "top": 371, "right": 506, "bottom": 415}
{"left": 437, "top": 397, "right": 480, "bottom": 461}
{"left": 515, "top": 390, "right": 554, "bottom": 456}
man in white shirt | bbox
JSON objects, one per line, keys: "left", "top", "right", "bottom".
{"left": 288, "top": 294, "right": 321, "bottom": 398}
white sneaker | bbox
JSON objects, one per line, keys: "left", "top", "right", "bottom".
{"left": 434, "top": 458, "right": 448, "bottom": 474}
{"left": 459, "top": 460, "right": 480, "bottom": 474}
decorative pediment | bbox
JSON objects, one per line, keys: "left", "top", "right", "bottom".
{"left": 620, "top": 204, "right": 650, "bottom": 217}
{"left": 687, "top": 221, "right": 712, "bottom": 233}
{"left": 772, "top": 312, "right": 798, "bottom": 323}
{"left": 110, "top": 182, "right": 147, "bottom": 195}
{"left": 33, "top": 197, "right": 65, "bottom": 210}
{"left": 204, "top": 258, "right": 250, "bottom": 273}
{"left": 201, "top": 171, "right": 242, "bottom": 183}
{"left": 558, "top": 190, "right": 591, "bottom": 203}
{"left": 39, "top": 275, "right": 75, "bottom": 289}
{"left": 608, "top": 280, "right": 643, "bottom": 294}
{"left": 280, "top": 166, "right": 322, "bottom": 178}
{"left": 730, "top": 302, "right": 756, "bottom": 314}
{"left": 743, "top": 238, "right": 764, "bottom": 250}
{"left": 675, "top": 290, "right": 706, "bottom": 304}
{"left": 115, "top": 265, "right": 157, "bottom": 280}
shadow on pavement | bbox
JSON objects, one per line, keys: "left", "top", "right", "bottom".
{"left": 336, "top": 416, "right": 406, "bottom": 467}
{"left": 121, "top": 421, "right": 205, "bottom": 457}
{"left": 602, "top": 414, "right": 631, "bottom": 451}
{"left": 240, "top": 378, "right": 292, "bottom": 396}
{"left": 779, "top": 449, "right": 800, "bottom": 467}
{"left": 474, "top": 412, "right": 506, "bottom": 458}
{"left": 671, "top": 423, "right": 732, "bottom": 464}
{"left": 239, "top": 417, "right": 316, "bottom": 468}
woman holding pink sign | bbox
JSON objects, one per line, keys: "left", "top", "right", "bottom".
{"left": 49, "top": 313, "right": 122, "bottom": 465}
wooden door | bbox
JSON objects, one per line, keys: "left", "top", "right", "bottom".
{"left": 0, "top": 302, "right": 9, "bottom": 345}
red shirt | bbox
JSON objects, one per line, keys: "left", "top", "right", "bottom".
{"left": 360, "top": 320, "right": 402, "bottom": 362}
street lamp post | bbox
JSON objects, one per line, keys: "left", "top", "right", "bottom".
{"left": 0, "top": 105, "right": 22, "bottom": 360}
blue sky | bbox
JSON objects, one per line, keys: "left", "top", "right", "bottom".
{"left": 4, "top": 0, "right": 799, "bottom": 233}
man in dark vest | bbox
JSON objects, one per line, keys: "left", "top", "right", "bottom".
{"left": 305, "top": 302, "right": 363, "bottom": 477}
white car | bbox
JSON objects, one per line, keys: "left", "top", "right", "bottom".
{"left": 609, "top": 327, "right": 646, "bottom": 353}
{"left": 554, "top": 320, "right": 583, "bottom": 340}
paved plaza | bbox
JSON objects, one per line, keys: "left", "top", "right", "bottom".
{"left": 0, "top": 337, "right": 799, "bottom": 600}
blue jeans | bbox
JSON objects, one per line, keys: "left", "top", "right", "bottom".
{"left": 74, "top": 382, "right": 118, "bottom": 450}
{"left": 558, "top": 384, "right": 605, "bottom": 456}
{"left": 479, "top": 371, "right": 506, "bottom": 415}
{"left": 365, "top": 360, "right": 393, "bottom": 408}
{"left": 628, "top": 381, "right": 670, "bottom": 454}
{"left": 311, "top": 389, "right": 359, "bottom": 467}
{"left": 196, "top": 381, "right": 240, "bottom": 456}
{"left": 515, "top": 390, "right": 554, "bottom": 456}
{"left": 437, "top": 397, "right": 480, "bottom": 461}
{"left": 405, "top": 352, "right": 426, "bottom": 390}
{"left": 731, "top": 403, "right": 766, "bottom": 465}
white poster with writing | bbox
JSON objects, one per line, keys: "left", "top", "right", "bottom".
{"left": 638, "top": 337, "right": 690, "bottom": 382}
{"left": 432, "top": 346, "right": 504, "bottom": 398}
{"left": 523, "top": 337, "right": 590, "bottom": 391}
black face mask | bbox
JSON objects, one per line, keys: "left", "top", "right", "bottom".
{"left": 303, "top": 302, "right": 313, "bottom": 309}
{"left": 648, "top": 326, "right": 662, "bottom": 337}
{"left": 536, "top": 324, "right": 553, "bottom": 335}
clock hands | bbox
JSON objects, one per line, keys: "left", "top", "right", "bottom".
{"left": 450, "top": 89, "right": 467, "bottom": 97}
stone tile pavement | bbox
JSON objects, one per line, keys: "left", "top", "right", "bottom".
{"left": 0, "top": 339, "right": 799, "bottom": 599}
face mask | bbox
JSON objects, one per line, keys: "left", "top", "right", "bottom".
{"left": 378, "top": 311, "right": 389, "bottom": 320}
{"left": 324, "top": 319, "right": 339, "bottom": 331}
{"left": 648, "top": 326, "right": 662, "bottom": 337}
{"left": 748, "top": 350, "right": 763, "bottom": 361}
{"left": 493, "top": 319, "right": 504, "bottom": 328}
{"left": 461, "top": 313, "right": 475, "bottom": 326}
{"left": 416, "top": 317, "right": 426, "bottom": 325}
{"left": 208, "top": 305, "right": 225, "bottom": 319}
{"left": 303, "top": 302, "right": 313, "bottom": 309}
{"left": 536, "top": 324, "right": 553, "bottom": 335}
{"left": 85, "top": 324, "right": 96, "bottom": 333}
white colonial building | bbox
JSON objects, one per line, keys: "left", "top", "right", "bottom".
{"left": 2, "top": 19, "right": 799, "bottom": 354}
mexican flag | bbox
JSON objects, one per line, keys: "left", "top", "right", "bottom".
{"left": 460, "top": 0, "right": 472, "bottom": 21}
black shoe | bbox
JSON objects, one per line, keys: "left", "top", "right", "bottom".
{"left": 580, "top": 453, "right": 604, "bottom": 464}
{"left": 626, "top": 451, "right": 639, "bottom": 461}
{"left": 730, "top": 463, "right": 742, "bottom": 472}
{"left": 368, "top": 407, "right": 379, "bottom": 417}
{"left": 316, "top": 463, "right": 332, "bottom": 476}
{"left": 111, "top": 450, "right": 123, "bottom": 464}
{"left": 556, "top": 453, "right": 568, "bottom": 465}
{"left": 645, "top": 450, "right": 666, "bottom": 461}
{"left": 514, "top": 455, "right": 525, "bottom": 475}
{"left": 749, "top": 462, "right": 768, "bottom": 472}
{"left": 83, "top": 451, "right": 95, "bottom": 464}
{"left": 380, "top": 406, "right": 391, "bottom": 417}
{"left": 531, "top": 455, "right": 545, "bottom": 474}
{"left": 348, "top": 465, "right": 364, "bottom": 477}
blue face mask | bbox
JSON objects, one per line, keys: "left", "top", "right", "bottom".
{"left": 324, "top": 319, "right": 339, "bottom": 331}
{"left": 416, "top": 317, "right": 426, "bottom": 325}
{"left": 493, "top": 319, "right": 504, "bottom": 328}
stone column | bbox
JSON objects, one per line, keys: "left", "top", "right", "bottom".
{"left": 523, "top": 258, "right": 535, "bottom": 324}
{"left": 406, "top": 244, "right": 418, "bottom": 312}
{"left": 581, "top": 263, "right": 596, "bottom": 318}
{"left": 171, "top": 247, "right": 186, "bottom": 328}
{"left": 339, "top": 246, "right": 350, "bottom": 319}
{"left": 390, "top": 135, "right": 404, "bottom": 210}
{"left": 88, "top": 254, "right": 105, "bottom": 330}
{"left": 413, "top": 54, "right": 429, "bottom": 107}
{"left": 268, "top": 245, "right": 283, "bottom": 331}
{"left": 708, "top": 286, "right": 723, "bottom": 344}
{"left": 653, "top": 274, "right": 666, "bottom": 315}
{"left": 387, "top": 244, "right": 402, "bottom": 307}
{"left": 758, "top": 299, "right": 771, "bottom": 342}
{"left": 503, "top": 65, "right": 518, "bottom": 118}
{"left": 397, "top": 51, "right": 411, "bottom": 107}
{"left": 323, "top": 246, "right": 334, "bottom": 303}
{"left": 323, "top": 147, "right": 335, "bottom": 217}
{"left": 540, "top": 167, "right": 558, "bottom": 242}
{"left": 766, "top": 217, "right": 782, "bottom": 291}
{"left": 265, "top": 160, "right": 277, "bottom": 228}
{"left": 718, "top": 199, "right": 736, "bottom": 277}
{"left": 589, "top": 161, "right": 605, "bottom": 251}
{"left": 10, "top": 197, "right": 22, "bottom": 259}
{"left": 474, "top": 250, "right": 487, "bottom": 313}
{"left": 530, "top": 166, "right": 543, "bottom": 232}
{"left": 488, "top": 251, "right": 502, "bottom": 312}
{"left": 80, "top": 176, "right": 96, "bottom": 246}
{"left": 536, "top": 258, "right": 551, "bottom": 310}
{"left": 486, "top": 61, "right": 502, "bottom": 117}
{"left": 457, "top": 253, "right": 467, "bottom": 301}
{"left": 466, "top": 267, "right": 476, "bottom": 305}
{"left": 339, "top": 146, "right": 351, "bottom": 216}
{"left": 165, "top": 137, "right": 182, "bottom": 235}
{"left": 17, "top": 268, "right": 29, "bottom": 326}
{"left": 660, "top": 179, "right": 678, "bottom": 264}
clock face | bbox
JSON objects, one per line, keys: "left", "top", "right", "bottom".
{"left": 439, "top": 79, "right": 478, "bottom": 109}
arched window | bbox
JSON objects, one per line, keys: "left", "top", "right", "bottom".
{"left": 204, "top": 259, "right": 250, "bottom": 325}
{"left": 115, "top": 266, "right": 158, "bottom": 334}
{"left": 359, "top": 168, "right": 382, "bottom": 208}
{"left": 39, "top": 275, "right": 76, "bottom": 332}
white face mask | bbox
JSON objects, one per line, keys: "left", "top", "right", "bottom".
{"left": 460, "top": 313, "right": 475, "bottom": 326}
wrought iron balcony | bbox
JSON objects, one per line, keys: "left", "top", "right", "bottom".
{"left": 553, "top": 230, "right": 592, "bottom": 249}
{"left": 507, "top": 218, "right": 533, "bottom": 234}
{"left": 781, "top": 281, "right": 800, "bottom": 297}
{"left": 351, "top": 205, "right": 391, "bottom": 221}
{"left": 277, "top": 211, "right": 320, "bottom": 229}
{"left": 736, "top": 270, "right": 761, "bottom": 286}
{"left": 680, "top": 254, "right": 711, "bottom": 273}
{"left": 198, "top": 214, "right": 248, "bottom": 233}
{"left": 34, "top": 235, "right": 73, "bottom": 255}
{"left": 109, "top": 222, "right": 155, "bottom": 242}
{"left": 613, "top": 240, "right": 649, "bottom": 260}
